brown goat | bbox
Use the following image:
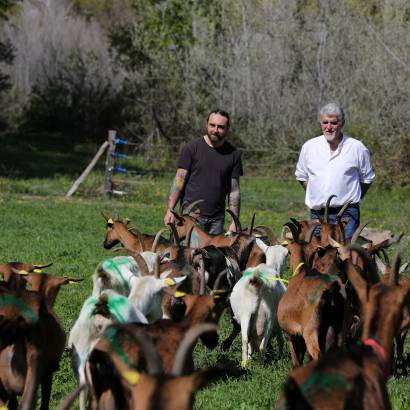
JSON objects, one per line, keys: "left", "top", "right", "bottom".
{"left": 277, "top": 233, "right": 347, "bottom": 366}
{"left": 277, "top": 247, "right": 410, "bottom": 410}
{"left": 102, "top": 212, "right": 170, "bottom": 253}
{"left": 0, "top": 280, "right": 66, "bottom": 410}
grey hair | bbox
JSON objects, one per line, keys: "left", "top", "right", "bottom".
{"left": 318, "top": 103, "right": 345, "bottom": 124}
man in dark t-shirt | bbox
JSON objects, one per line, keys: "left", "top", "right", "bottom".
{"left": 164, "top": 109, "right": 243, "bottom": 234}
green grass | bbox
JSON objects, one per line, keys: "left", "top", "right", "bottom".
{"left": 0, "top": 175, "right": 409, "bottom": 409}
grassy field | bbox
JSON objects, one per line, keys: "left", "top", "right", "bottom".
{"left": 0, "top": 172, "right": 410, "bottom": 409}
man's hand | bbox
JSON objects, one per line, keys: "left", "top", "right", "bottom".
{"left": 164, "top": 209, "right": 175, "bottom": 226}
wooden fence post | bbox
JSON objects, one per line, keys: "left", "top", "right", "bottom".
{"left": 104, "top": 130, "right": 116, "bottom": 198}
{"left": 65, "top": 140, "right": 109, "bottom": 198}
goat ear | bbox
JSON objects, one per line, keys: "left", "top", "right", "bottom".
{"left": 123, "top": 218, "right": 130, "bottom": 225}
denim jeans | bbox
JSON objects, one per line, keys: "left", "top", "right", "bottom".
{"left": 310, "top": 205, "right": 360, "bottom": 240}
{"left": 197, "top": 215, "right": 225, "bottom": 235}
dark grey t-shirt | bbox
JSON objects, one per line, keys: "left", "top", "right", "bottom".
{"left": 177, "top": 137, "right": 243, "bottom": 218}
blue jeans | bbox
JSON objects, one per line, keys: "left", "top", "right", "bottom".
{"left": 310, "top": 205, "right": 360, "bottom": 240}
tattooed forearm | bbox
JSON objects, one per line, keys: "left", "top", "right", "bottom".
{"left": 228, "top": 178, "right": 241, "bottom": 218}
{"left": 167, "top": 168, "right": 188, "bottom": 209}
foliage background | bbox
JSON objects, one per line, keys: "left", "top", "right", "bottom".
{"left": 0, "top": 0, "right": 409, "bottom": 185}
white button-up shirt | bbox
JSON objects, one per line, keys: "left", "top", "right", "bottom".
{"left": 295, "top": 134, "right": 375, "bottom": 210}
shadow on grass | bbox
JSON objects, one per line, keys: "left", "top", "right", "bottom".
{"left": 0, "top": 132, "right": 106, "bottom": 178}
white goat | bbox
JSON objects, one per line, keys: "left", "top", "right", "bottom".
{"left": 92, "top": 251, "right": 158, "bottom": 296}
{"left": 128, "top": 272, "right": 186, "bottom": 322}
{"left": 68, "top": 289, "right": 147, "bottom": 410}
{"left": 230, "top": 243, "right": 288, "bottom": 367}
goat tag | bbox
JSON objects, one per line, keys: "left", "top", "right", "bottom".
{"left": 165, "top": 277, "right": 175, "bottom": 286}
{"left": 18, "top": 270, "right": 29, "bottom": 275}
{"left": 174, "top": 291, "right": 186, "bottom": 298}
{"left": 122, "top": 370, "right": 140, "bottom": 385}
{"left": 107, "top": 218, "right": 114, "bottom": 225}
{"left": 281, "top": 240, "right": 289, "bottom": 245}
{"left": 33, "top": 269, "right": 42, "bottom": 273}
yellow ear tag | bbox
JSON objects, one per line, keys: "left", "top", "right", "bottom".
{"left": 68, "top": 280, "right": 78, "bottom": 285}
{"left": 240, "top": 359, "right": 248, "bottom": 368}
{"left": 107, "top": 218, "right": 114, "bottom": 225}
{"left": 333, "top": 241, "right": 342, "bottom": 248}
{"left": 281, "top": 240, "right": 289, "bottom": 246}
{"left": 212, "top": 289, "right": 225, "bottom": 294}
{"left": 18, "top": 270, "right": 29, "bottom": 276}
{"left": 165, "top": 278, "right": 175, "bottom": 286}
{"left": 0, "top": 405, "right": 9, "bottom": 410}
{"left": 174, "top": 291, "right": 186, "bottom": 298}
{"left": 212, "top": 294, "right": 221, "bottom": 299}
{"left": 33, "top": 269, "right": 42, "bottom": 273}
{"left": 122, "top": 370, "right": 140, "bottom": 385}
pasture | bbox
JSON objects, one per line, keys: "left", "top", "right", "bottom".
{"left": 0, "top": 174, "right": 409, "bottom": 409}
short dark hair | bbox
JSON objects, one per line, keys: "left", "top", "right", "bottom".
{"left": 207, "top": 109, "right": 230, "bottom": 128}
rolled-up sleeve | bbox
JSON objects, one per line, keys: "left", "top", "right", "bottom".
{"left": 359, "top": 146, "right": 375, "bottom": 184}
{"left": 295, "top": 144, "right": 308, "bottom": 181}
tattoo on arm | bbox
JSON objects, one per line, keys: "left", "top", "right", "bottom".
{"left": 228, "top": 178, "right": 241, "bottom": 218}
{"left": 167, "top": 168, "right": 187, "bottom": 209}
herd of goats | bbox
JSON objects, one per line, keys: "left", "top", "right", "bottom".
{"left": 0, "top": 195, "right": 409, "bottom": 409}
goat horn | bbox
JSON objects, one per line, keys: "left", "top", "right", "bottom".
{"left": 213, "top": 269, "right": 228, "bottom": 290}
{"left": 56, "top": 385, "right": 87, "bottom": 410}
{"left": 114, "top": 209, "right": 119, "bottom": 220}
{"left": 152, "top": 227, "right": 169, "bottom": 252}
{"left": 133, "top": 253, "right": 150, "bottom": 276}
{"left": 183, "top": 199, "right": 204, "bottom": 215}
{"left": 253, "top": 225, "right": 277, "bottom": 244}
{"left": 247, "top": 213, "right": 256, "bottom": 235}
{"left": 197, "top": 254, "right": 206, "bottom": 296}
{"left": 167, "top": 222, "right": 180, "bottom": 247}
{"left": 289, "top": 218, "right": 301, "bottom": 228}
{"left": 33, "top": 262, "right": 53, "bottom": 270}
{"left": 225, "top": 209, "right": 242, "bottom": 232}
{"left": 123, "top": 326, "right": 164, "bottom": 375}
{"left": 324, "top": 195, "right": 337, "bottom": 223}
{"left": 305, "top": 224, "right": 318, "bottom": 243}
{"left": 169, "top": 209, "right": 184, "bottom": 223}
{"left": 283, "top": 222, "right": 299, "bottom": 242}
{"left": 185, "top": 224, "right": 195, "bottom": 247}
{"left": 335, "top": 201, "right": 352, "bottom": 222}
{"left": 347, "top": 244, "right": 380, "bottom": 284}
{"left": 172, "top": 323, "right": 218, "bottom": 376}
{"left": 128, "top": 228, "right": 145, "bottom": 251}
{"left": 101, "top": 211, "right": 109, "bottom": 222}
{"left": 350, "top": 221, "right": 370, "bottom": 244}
{"left": 390, "top": 250, "right": 401, "bottom": 286}
{"left": 154, "top": 254, "right": 160, "bottom": 278}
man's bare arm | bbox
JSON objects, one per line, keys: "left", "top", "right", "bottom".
{"left": 360, "top": 182, "right": 372, "bottom": 199}
{"left": 227, "top": 178, "right": 241, "bottom": 232}
{"left": 164, "top": 168, "right": 188, "bottom": 225}
{"left": 299, "top": 180, "right": 308, "bottom": 191}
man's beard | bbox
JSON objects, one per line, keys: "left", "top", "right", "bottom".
{"left": 324, "top": 133, "right": 337, "bottom": 142}
{"left": 208, "top": 133, "right": 225, "bottom": 143}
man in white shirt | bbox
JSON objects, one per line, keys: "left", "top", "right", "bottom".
{"left": 295, "top": 102, "right": 375, "bottom": 239}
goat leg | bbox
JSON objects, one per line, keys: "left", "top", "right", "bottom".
{"left": 221, "top": 321, "right": 240, "bottom": 351}
{"left": 39, "top": 372, "right": 53, "bottom": 410}
{"left": 289, "top": 336, "right": 306, "bottom": 367}
{"left": 20, "top": 344, "right": 39, "bottom": 410}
